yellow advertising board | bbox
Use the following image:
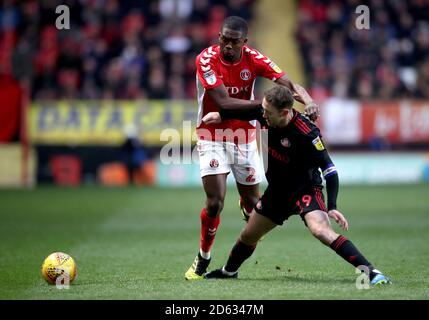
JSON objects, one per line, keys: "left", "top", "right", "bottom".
{"left": 0, "top": 144, "right": 35, "bottom": 187}
{"left": 29, "top": 100, "right": 199, "bottom": 146}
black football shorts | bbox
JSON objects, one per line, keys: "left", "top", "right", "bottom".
{"left": 254, "top": 184, "right": 327, "bottom": 225}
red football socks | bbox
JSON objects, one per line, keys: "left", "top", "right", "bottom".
{"left": 200, "top": 208, "right": 220, "bottom": 254}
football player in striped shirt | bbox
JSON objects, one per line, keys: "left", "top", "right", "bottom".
{"left": 202, "top": 85, "right": 391, "bottom": 286}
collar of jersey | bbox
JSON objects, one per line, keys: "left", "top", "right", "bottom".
{"left": 276, "top": 109, "right": 299, "bottom": 130}
{"left": 290, "top": 109, "right": 299, "bottom": 124}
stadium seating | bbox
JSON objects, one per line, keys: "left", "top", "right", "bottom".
{"left": 296, "top": 0, "right": 429, "bottom": 100}
{"left": 1, "top": 0, "right": 256, "bottom": 100}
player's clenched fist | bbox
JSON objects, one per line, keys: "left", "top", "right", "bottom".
{"left": 304, "top": 101, "right": 320, "bottom": 122}
{"left": 202, "top": 112, "right": 221, "bottom": 125}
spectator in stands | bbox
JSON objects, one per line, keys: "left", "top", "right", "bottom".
{"left": 1, "top": 0, "right": 427, "bottom": 101}
{"left": 296, "top": 0, "right": 428, "bottom": 99}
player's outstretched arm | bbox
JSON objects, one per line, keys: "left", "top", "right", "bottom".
{"left": 207, "top": 84, "right": 262, "bottom": 111}
{"left": 321, "top": 161, "right": 349, "bottom": 230}
{"left": 275, "top": 75, "right": 319, "bottom": 121}
{"left": 324, "top": 171, "right": 349, "bottom": 230}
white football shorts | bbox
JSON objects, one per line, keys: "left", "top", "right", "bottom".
{"left": 197, "top": 139, "right": 263, "bottom": 185}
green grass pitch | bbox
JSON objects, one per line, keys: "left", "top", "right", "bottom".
{"left": 0, "top": 184, "right": 428, "bottom": 299}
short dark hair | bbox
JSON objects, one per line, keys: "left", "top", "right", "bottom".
{"left": 264, "top": 85, "right": 294, "bottom": 110}
{"left": 221, "top": 16, "right": 248, "bottom": 38}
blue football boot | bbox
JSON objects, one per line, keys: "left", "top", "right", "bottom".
{"left": 370, "top": 273, "right": 392, "bottom": 286}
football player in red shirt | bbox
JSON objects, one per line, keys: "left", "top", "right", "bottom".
{"left": 185, "top": 16, "right": 319, "bottom": 280}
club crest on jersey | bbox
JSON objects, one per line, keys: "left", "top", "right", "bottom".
{"left": 280, "top": 137, "right": 291, "bottom": 147}
{"left": 203, "top": 70, "right": 217, "bottom": 85}
{"left": 240, "top": 69, "right": 251, "bottom": 81}
{"left": 312, "top": 136, "right": 325, "bottom": 151}
{"left": 269, "top": 62, "right": 282, "bottom": 73}
{"left": 209, "top": 159, "right": 219, "bottom": 168}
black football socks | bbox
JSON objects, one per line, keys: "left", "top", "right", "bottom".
{"left": 330, "top": 235, "right": 380, "bottom": 280}
{"left": 224, "top": 240, "right": 257, "bottom": 273}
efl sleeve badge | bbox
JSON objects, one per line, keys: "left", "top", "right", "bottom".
{"left": 312, "top": 136, "right": 325, "bottom": 151}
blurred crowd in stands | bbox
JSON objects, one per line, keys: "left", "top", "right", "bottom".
{"left": 1, "top": 0, "right": 428, "bottom": 101}
{"left": 297, "top": 0, "right": 429, "bottom": 100}
{"left": 1, "top": 0, "right": 254, "bottom": 100}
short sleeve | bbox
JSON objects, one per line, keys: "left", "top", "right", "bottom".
{"left": 262, "top": 60, "right": 286, "bottom": 81}
{"left": 196, "top": 48, "right": 223, "bottom": 90}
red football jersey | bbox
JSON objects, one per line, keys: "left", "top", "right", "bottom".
{"left": 195, "top": 45, "right": 286, "bottom": 143}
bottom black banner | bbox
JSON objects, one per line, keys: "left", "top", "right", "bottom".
{"left": 1, "top": 300, "right": 426, "bottom": 319}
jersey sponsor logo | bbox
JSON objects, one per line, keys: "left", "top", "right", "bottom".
{"left": 268, "top": 146, "right": 289, "bottom": 163}
{"left": 226, "top": 86, "right": 250, "bottom": 95}
{"left": 312, "top": 136, "right": 325, "bottom": 151}
{"left": 280, "top": 137, "right": 291, "bottom": 147}
{"left": 269, "top": 62, "right": 282, "bottom": 73}
{"left": 240, "top": 69, "right": 251, "bottom": 81}
{"left": 209, "top": 159, "right": 219, "bottom": 168}
{"left": 203, "top": 70, "right": 217, "bottom": 85}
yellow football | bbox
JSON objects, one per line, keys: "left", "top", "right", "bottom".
{"left": 41, "top": 252, "right": 77, "bottom": 285}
